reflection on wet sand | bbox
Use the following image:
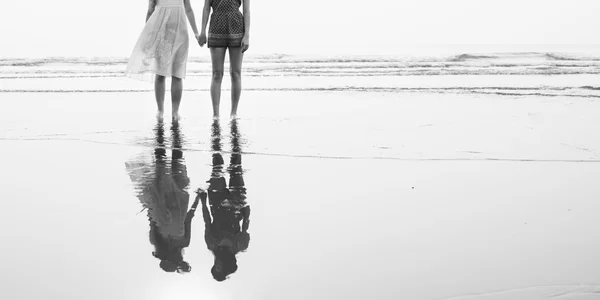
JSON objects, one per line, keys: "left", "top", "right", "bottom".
{"left": 126, "top": 121, "right": 199, "bottom": 273}
{"left": 199, "top": 119, "right": 251, "bottom": 282}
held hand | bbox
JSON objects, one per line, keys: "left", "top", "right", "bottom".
{"left": 241, "top": 35, "right": 249, "bottom": 53}
{"left": 196, "top": 188, "right": 208, "bottom": 204}
{"left": 197, "top": 33, "right": 207, "bottom": 47}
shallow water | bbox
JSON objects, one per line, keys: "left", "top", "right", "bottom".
{"left": 1, "top": 90, "right": 600, "bottom": 300}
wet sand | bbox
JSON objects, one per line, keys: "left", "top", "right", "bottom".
{"left": 1, "top": 91, "right": 600, "bottom": 300}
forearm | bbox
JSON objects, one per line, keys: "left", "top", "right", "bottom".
{"left": 201, "top": 203, "right": 211, "bottom": 224}
{"left": 242, "top": 219, "right": 250, "bottom": 232}
{"left": 241, "top": 206, "right": 250, "bottom": 232}
{"left": 200, "top": 7, "right": 210, "bottom": 34}
{"left": 184, "top": 211, "right": 194, "bottom": 243}
{"left": 186, "top": 9, "right": 200, "bottom": 36}
{"left": 185, "top": 208, "right": 196, "bottom": 227}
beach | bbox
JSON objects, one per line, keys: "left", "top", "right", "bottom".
{"left": 1, "top": 51, "right": 600, "bottom": 300}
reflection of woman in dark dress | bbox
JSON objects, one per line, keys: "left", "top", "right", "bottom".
{"left": 126, "top": 121, "right": 198, "bottom": 273}
{"left": 197, "top": 119, "right": 250, "bottom": 281}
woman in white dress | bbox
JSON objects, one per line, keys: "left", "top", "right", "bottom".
{"left": 126, "top": 0, "right": 201, "bottom": 121}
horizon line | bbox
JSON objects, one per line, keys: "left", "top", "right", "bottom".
{"left": 3, "top": 44, "right": 600, "bottom": 60}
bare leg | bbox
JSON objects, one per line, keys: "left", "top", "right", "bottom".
{"left": 228, "top": 47, "right": 244, "bottom": 118}
{"left": 155, "top": 75, "right": 166, "bottom": 118}
{"left": 210, "top": 48, "right": 227, "bottom": 118}
{"left": 171, "top": 76, "right": 183, "bottom": 122}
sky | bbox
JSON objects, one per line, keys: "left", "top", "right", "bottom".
{"left": 2, "top": 0, "right": 600, "bottom": 57}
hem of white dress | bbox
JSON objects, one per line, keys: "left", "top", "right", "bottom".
{"left": 125, "top": 71, "right": 186, "bottom": 83}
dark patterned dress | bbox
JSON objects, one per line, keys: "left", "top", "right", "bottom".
{"left": 208, "top": 0, "right": 245, "bottom": 48}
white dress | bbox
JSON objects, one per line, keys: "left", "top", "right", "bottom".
{"left": 126, "top": 0, "right": 190, "bottom": 82}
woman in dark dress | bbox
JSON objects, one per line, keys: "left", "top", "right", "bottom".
{"left": 198, "top": 0, "right": 250, "bottom": 118}
{"left": 198, "top": 118, "right": 250, "bottom": 281}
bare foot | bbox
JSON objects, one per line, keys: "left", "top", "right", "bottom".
{"left": 172, "top": 113, "right": 181, "bottom": 123}
{"left": 156, "top": 111, "right": 164, "bottom": 121}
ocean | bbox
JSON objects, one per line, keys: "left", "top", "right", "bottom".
{"left": 2, "top": 46, "right": 600, "bottom": 98}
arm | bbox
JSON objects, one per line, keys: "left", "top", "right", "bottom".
{"left": 241, "top": 0, "right": 250, "bottom": 52}
{"left": 197, "top": 190, "right": 218, "bottom": 250}
{"left": 149, "top": 222, "right": 158, "bottom": 246}
{"left": 241, "top": 205, "right": 250, "bottom": 232}
{"left": 182, "top": 196, "right": 200, "bottom": 247}
{"left": 183, "top": 0, "right": 200, "bottom": 38}
{"left": 146, "top": 0, "right": 157, "bottom": 22}
{"left": 237, "top": 230, "right": 250, "bottom": 252}
{"left": 198, "top": 0, "right": 211, "bottom": 46}
{"left": 198, "top": 191, "right": 211, "bottom": 227}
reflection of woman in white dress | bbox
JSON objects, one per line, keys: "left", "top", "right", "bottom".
{"left": 126, "top": 0, "right": 201, "bottom": 121}
{"left": 126, "top": 121, "right": 199, "bottom": 273}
